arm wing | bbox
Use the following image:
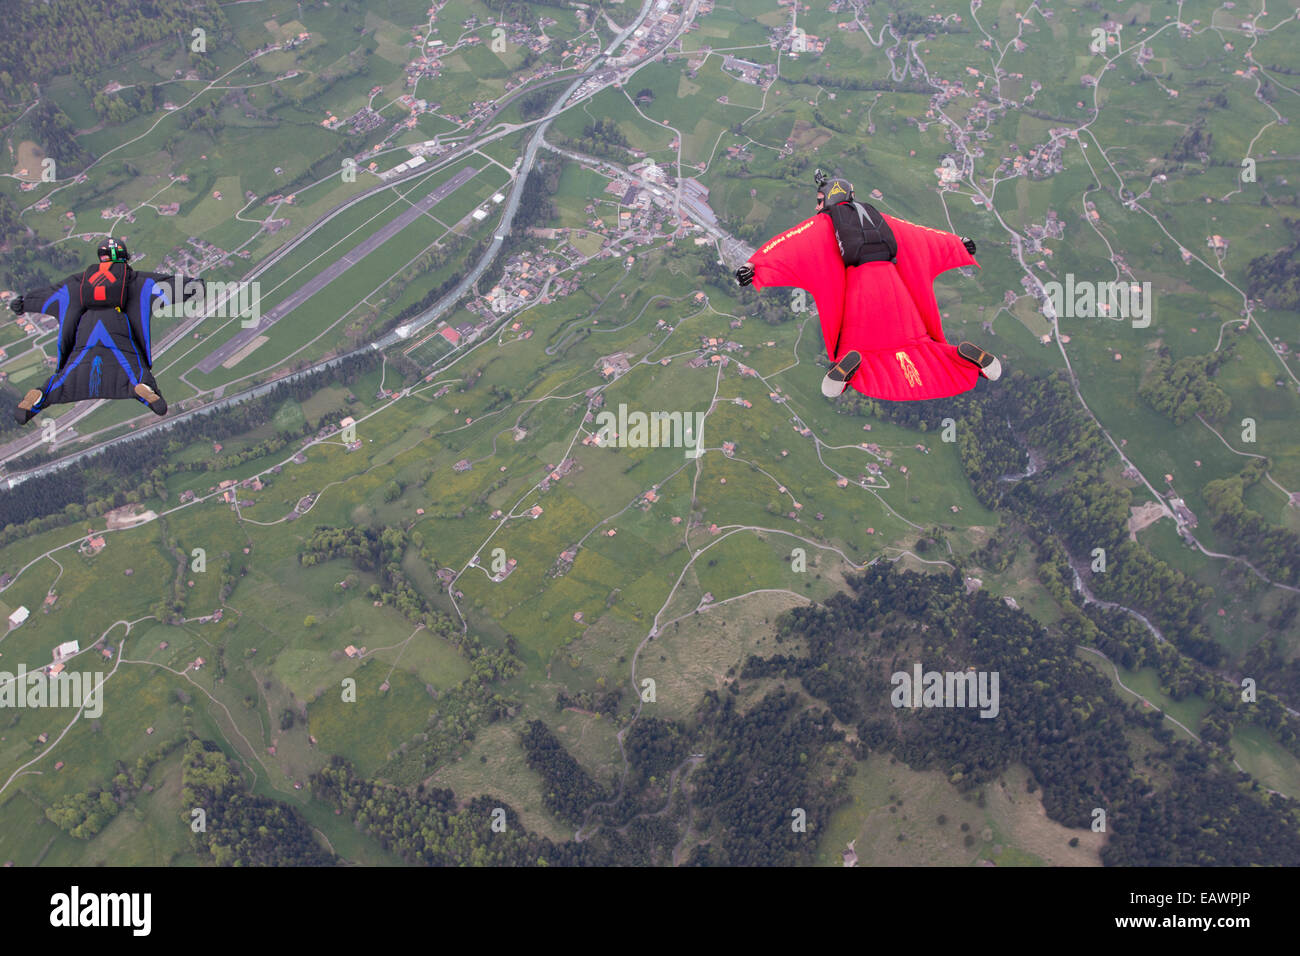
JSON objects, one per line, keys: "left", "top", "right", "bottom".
{"left": 129, "top": 274, "right": 204, "bottom": 367}
{"left": 133, "top": 272, "right": 205, "bottom": 302}
{"left": 747, "top": 215, "right": 846, "bottom": 359}
{"left": 885, "top": 215, "right": 978, "bottom": 344}
{"left": 21, "top": 274, "right": 78, "bottom": 318}
{"left": 23, "top": 274, "right": 81, "bottom": 369}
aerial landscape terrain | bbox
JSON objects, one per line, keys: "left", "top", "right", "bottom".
{"left": 0, "top": 0, "right": 1298, "bottom": 872}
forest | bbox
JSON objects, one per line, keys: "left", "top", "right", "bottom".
{"left": 182, "top": 739, "right": 334, "bottom": 866}
{"left": 836, "top": 364, "right": 1300, "bottom": 768}
{"left": 1247, "top": 218, "right": 1300, "bottom": 311}
{"left": 1138, "top": 349, "right": 1233, "bottom": 424}
{"left": 684, "top": 690, "right": 850, "bottom": 865}
{"left": 305, "top": 558, "right": 1300, "bottom": 865}
{"left": 549, "top": 118, "right": 634, "bottom": 163}
{"left": 0, "top": 0, "right": 230, "bottom": 125}
{"left": 520, "top": 719, "right": 609, "bottom": 826}
{"left": 1203, "top": 458, "right": 1300, "bottom": 587}
{"left": 299, "top": 504, "right": 1300, "bottom": 866}
{"left": 750, "top": 563, "right": 1300, "bottom": 865}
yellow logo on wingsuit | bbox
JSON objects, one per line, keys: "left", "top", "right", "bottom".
{"left": 829, "top": 183, "right": 847, "bottom": 199}
{"left": 896, "top": 351, "right": 922, "bottom": 387}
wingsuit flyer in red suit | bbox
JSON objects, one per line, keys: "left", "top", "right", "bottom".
{"left": 734, "top": 172, "right": 1001, "bottom": 401}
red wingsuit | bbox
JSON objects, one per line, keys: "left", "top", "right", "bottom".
{"left": 746, "top": 212, "right": 981, "bottom": 401}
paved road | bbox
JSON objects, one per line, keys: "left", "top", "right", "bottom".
{"left": 196, "top": 166, "right": 480, "bottom": 373}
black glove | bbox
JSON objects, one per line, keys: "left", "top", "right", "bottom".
{"left": 962, "top": 237, "right": 977, "bottom": 256}
{"left": 8, "top": 296, "right": 24, "bottom": 315}
{"left": 735, "top": 265, "right": 754, "bottom": 287}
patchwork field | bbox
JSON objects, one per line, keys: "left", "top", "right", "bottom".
{"left": 0, "top": 0, "right": 1296, "bottom": 867}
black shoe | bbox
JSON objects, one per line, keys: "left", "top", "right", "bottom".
{"left": 16, "top": 388, "right": 43, "bottom": 425}
{"left": 135, "top": 383, "right": 168, "bottom": 415}
{"left": 822, "top": 350, "right": 862, "bottom": 397}
{"left": 957, "top": 341, "right": 1001, "bottom": 381}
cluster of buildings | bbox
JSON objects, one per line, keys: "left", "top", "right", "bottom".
{"left": 203, "top": 474, "right": 267, "bottom": 507}
{"left": 992, "top": 134, "right": 1069, "bottom": 182}
{"left": 489, "top": 557, "right": 518, "bottom": 582}
{"left": 492, "top": 18, "right": 554, "bottom": 55}
{"left": 380, "top": 152, "right": 428, "bottom": 181}
{"left": 597, "top": 353, "right": 633, "bottom": 379}
{"left": 560, "top": 36, "right": 602, "bottom": 69}
{"left": 538, "top": 458, "right": 577, "bottom": 492}
{"left": 100, "top": 202, "right": 136, "bottom": 224}
{"left": 719, "top": 55, "right": 776, "bottom": 87}
{"left": 684, "top": 334, "right": 743, "bottom": 371}
{"left": 1023, "top": 211, "right": 1065, "bottom": 255}
{"left": 159, "top": 236, "right": 239, "bottom": 277}
{"left": 608, "top": 0, "right": 683, "bottom": 66}
{"left": 412, "top": 205, "right": 666, "bottom": 357}
{"left": 398, "top": 12, "right": 555, "bottom": 109}
{"left": 549, "top": 547, "right": 578, "bottom": 578}
{"left": 768, "top": 0, "right": 824, "bottom": 55}
{"left": 343, "top": 106, "right": 386, "bottom": 136}
{"left": 470, "top": 246, "right": 585, "bottom": 319}
{"left": 404, "top": 46, "right": 447, "bottom": 88}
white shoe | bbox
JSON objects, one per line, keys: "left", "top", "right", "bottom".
{"left": 822, "top": 373, "right": 848, "bottom": 398}
{"left": 822, "top": 350, "right": 861, "bottom": 397}
{"left": 957, "top": 341, "right": 1000, "bottom": 381}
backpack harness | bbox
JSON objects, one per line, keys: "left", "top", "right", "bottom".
{"left": 79, "top": 261, "right": 129, "bottom": 311}
{"left": 821, "top": 200, "right": 898, "bottom": 266}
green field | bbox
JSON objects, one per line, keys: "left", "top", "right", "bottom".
{"left": 1, "top": 0, "right": 1297, "bottom": 866}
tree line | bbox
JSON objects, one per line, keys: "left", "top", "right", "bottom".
{"left": 1203, "top": 458, "right": 1300, "bottom": 587}
{"left": 520, "top": 719, "right": 609, "bottom": 826}
{"left": 1247, "top": 218, "right": 1300, "bottom": 311}
{"left": 45, "top": 733, "right": 185, "bottom": 839}
{"left": 0, "top": 349, "right": 380, "bottom": 549}
{"left": 300, "top": 523, "right": 522, "bottom": 683}
{"left": 311, "top": 756, "right": 606, "bottom": 866}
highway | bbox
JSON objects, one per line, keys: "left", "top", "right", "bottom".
{"left": 376, "top": 0, "right": 658, "bottom": 347}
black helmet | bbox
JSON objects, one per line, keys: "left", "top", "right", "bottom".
{"left": 823, "top": 179, "right": 854, "bottom": 204}
{"left": 97, "top": 237, "right": 130, "bottom": 263}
